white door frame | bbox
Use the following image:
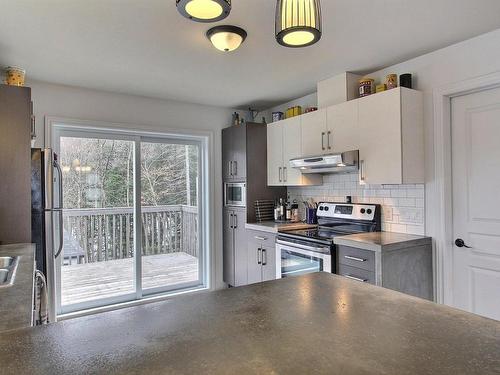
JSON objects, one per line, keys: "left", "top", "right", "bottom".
{"left": 45, "top": 116, "right": 215, "bottom": 316}
{"left": 433, "top": 70, "right": 500, "bottom": 305}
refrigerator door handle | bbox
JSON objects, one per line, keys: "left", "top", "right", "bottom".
{"left": 53, "top": 158, "right": 64, "bottom": 259}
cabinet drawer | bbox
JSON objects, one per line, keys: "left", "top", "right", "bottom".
{"left": 247, "top": 229, "right": 276, "bottom": 249}
{"left": 338, "top": 264, "right": 376, "bottom": 285}
{"left": 338, "top": 245, "right": 375, "bottom": 272}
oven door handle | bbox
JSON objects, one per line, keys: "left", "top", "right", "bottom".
{"left": 276, "top": 239, "right": 330, "bottom": 254}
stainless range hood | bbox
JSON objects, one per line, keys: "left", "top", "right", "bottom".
{"left": 289, "top": 150, "right": 359, "bottom": 174}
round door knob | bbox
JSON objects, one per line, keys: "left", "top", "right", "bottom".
{"left": 455, "top": 238, "right": 471, "bottom": 248}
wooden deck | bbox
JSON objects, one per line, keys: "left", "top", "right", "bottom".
{"left": 61, "top": 252, "right": 199, "bottom": 306}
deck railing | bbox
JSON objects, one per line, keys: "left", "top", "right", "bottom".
{"left": 63, "top": 205, "right": 198, "bottom": 265}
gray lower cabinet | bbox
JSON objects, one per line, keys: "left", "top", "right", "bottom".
{"left": 246, "top": 230, "right": 276, "bottom": 285}
{"left": 223, "top": 208, "right": 247, "bottom": 287}
{"left": 337, "top": 242, "right": 433, "bottom": 300}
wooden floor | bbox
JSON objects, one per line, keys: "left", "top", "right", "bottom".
{"left": 61, "top": 252, "right": 199, "bottom": 306}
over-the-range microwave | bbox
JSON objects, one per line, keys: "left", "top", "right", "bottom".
{"left": 224, "top": 182, "right": 246, "bottom": 207}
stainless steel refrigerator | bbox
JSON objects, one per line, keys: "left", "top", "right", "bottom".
{"left": 31, "top": 148, "right": 63, "bottom": 323}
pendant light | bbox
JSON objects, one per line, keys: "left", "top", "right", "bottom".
{"left": 176, "top": 0, "right": 231, "bottom": 23}
{"left": 275, "top": 0, "right": 322, "bottom": 48}
{"left": 206, "top": 25, "right": 247, "bottom": 52}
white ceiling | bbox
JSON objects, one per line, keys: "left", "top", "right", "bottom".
{"left": 1, "top": 0, "right": 500, "bottom": 109}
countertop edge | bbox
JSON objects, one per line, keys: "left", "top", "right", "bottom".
{"left": 334, "top": 233, "right": 432, "bottom": 252}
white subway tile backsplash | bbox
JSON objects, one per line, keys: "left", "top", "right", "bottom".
{"left": 399, "top": 207, "right": 424, "bottom": 224}
{"left": 391, "top": 189, "right": 407, "bottom": 198}
{"left": 398, "top": 198, "right": 416, "bottom": 207}
{"left": 288, "top": 172, "right": 425, "bottom": 235}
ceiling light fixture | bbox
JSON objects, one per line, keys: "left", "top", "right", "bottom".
{"left": 176, "top": 0, "right": 231, "bottom": 23}
{"left": 206, "top": 25, "right": 247, "bottom": 52}
{"left": 275, "top": 0, "right": 322, "bottom": 48}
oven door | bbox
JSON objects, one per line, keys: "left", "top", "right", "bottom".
{"left": 224, "top": 182, "right": 246, "bottom": 207}
{"left": 275, "top": 239, "right": 332, "bottom": 278}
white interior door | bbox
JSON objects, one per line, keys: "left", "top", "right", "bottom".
{"left": 451, "top": 86, "right": 500, "bottom": 320}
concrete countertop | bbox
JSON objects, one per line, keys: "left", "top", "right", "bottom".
{"left": 1, "top": 273, "right": 499, "bottom": 374}
{"left": 245, "top": 221, "right": 316, "bottom": 234}
{"left": 334, "top": 231, "right": 432, "bottom": 252}
{"left": 0, "top": 243, "right": 35, "bottom": 332}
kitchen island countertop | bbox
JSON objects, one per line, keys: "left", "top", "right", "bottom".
{"left": 0, "top": 243, "right": 35, "bottom": 333}
{"left": 1, "top": 272, "right": 499, "bottom": 374}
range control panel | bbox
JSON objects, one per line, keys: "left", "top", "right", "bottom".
{"left": 316, "top": 202, "right": 377, "bottom": 221}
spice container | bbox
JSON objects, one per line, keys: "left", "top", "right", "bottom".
{"left": 291, "top": 203, "right": 299, "bottom": 222}
{"left": 4, "top": 66, "right": 26, "bottom": 86}
{"left": 386, "top": 74, "right": 398, "bottom": 89}
{"left": 272, "top": 112, "right": 284, "bottom": 122}
{"left": 376, "top": 84, "right": 386, "bottom": 93}
{"left": 286, "top": 106, "right": 302, "bottom": 118}
{"left": 359, "top": 77, "right": 375, "bottom": 97}
{"left": 400, "top": 73, "right": 412, "bottom": 89}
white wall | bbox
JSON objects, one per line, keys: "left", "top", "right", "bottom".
{"left": 29, "top": 80, "right": 234, "bottom": 291}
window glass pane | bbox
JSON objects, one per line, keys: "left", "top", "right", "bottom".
{"left": 59, "top": 137, "right": 135, "bottom": 307}
{"left": 141, "top": 143, "right": 200, "bottom": 291}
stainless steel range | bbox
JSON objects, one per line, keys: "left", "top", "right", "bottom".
{"left": 275, "top": 202, "right": 381, "bottom": 278}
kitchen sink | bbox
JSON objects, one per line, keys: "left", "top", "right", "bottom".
{"left": 0, "top": 256, "right": 15, "bottom": 268}
{"left": 0, "top": 256, "right": 19, "bottom": 287}
{"left": 0, "top": 269, "right": 8, "bottom": 283}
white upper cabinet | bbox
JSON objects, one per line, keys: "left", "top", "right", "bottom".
{"left": 267, "top": 117, "right": 322, "bottom": 187}
{"left": 326, "top": 99, "right": 359, "bottom": 153}
{"left": 281, "top": 117, "right": 303, "bottom": 185}
{"left": 266, "top": 121, "right": 283, "bottom": 186}
{"left": 358, "top": 87, "right": 424, "bottom": 185}
{"left": 267, "top": 87, "right": 423, "bottom": 186}
{"left": 300, "top": 109, "right": 327, "bottom": 156}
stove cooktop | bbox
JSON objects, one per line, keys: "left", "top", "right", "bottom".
{"left": 280, "top": 223, "right": 374, "bottom": 243}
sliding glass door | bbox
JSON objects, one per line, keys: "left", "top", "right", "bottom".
{"left": 58, "top": 135, "right": 137, "bottom": 311}
{"left": 140, "top": 141, "right": 201, "bottom": 294}
{"left": 53, "top": 127, "right": 206, "bottom": 315}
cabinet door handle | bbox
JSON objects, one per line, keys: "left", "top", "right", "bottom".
{"left": 233, "top": 161, "right": 237, "bottom": 176}
{"left": 321, "top": 132, "right": 326, "bottom": 150}
{"left": 229, "top": 213, "right": 233, "bottom": 229}
{"left": 257, "top": 248, "right": 262, "bottom": 265}
{"left": 228, "top": 161, "right": 233, "bottom": 176}
{"left": 359, "top": 160, "right": 366, "bottom": 183}
{"left": 255, "top": 236, "right": 267, "bottom": 241}
{"left": 283, "top": 166, "right": 287, "bottom": 182}
{"left": 279, "top": 167, "right": 282, "bottom": 182}
{"left": 344, "top": 274, "right": 367, "bottom": 282}
{"left": 262, "top": 248, "right": 267, "bottom": 266}
{"left": 344, "top": 255, "right": 367, "bottom": 262}
{"left": 233, "top": 213, "right": 238, "bottom": 229}
{"left": 327, "top": 130, "right": 331, "bottom": 149}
